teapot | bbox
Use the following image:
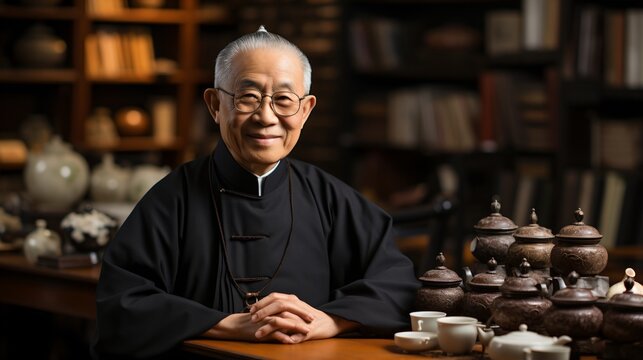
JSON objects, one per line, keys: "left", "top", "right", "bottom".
{"left": 478, "top": 323, "right": 571, "bottom": 360}
{"left": 462, "top": 257, "right": 504, "bottom": 322}
{"left": 606, "top": 268, "right": 643, "bottom": 299}
{"left": 471, "top": 199, "right": 517, "bottom": 265}
{"left": 602, "top": 276, "right": 643, "bottom": 343}
{"left": 551, "top": 209, "right": 607, "bottom": 276}
{"left": 415, "top": 252, "right": 464, "bottom": 315}
{"left": 506, "top": 208, "right": 554, "bottom": 283}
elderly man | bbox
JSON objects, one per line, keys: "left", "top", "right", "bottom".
{"left": 92, "top": 26, "right": 419, "bottom": 359}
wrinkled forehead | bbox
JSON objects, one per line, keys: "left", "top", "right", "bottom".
{"left": 226, "top": 47, "right": 305, "bottom": 91}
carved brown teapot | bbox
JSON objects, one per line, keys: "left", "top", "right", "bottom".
{"left": 543, "top": 271, "right": 603, "bottom": 339}
{"left": 551, "top": 209, "right": 607, "bottom": 276}
{"left": 416, "top": 253, "right": 464, "bottom": 315}
{"left": 602, "top": 277, "right": 643, "bottom": 343}
{"left": 462, "top": 257, "right": 504, "bottom": 322}
{"left": 506, "top": 209, "right": 554, "bottom": 283}
{"left": 490, "top": 258, "right": 552, "bottom": 333}
{"left": 471, "top": 199, "right": 517, "bottom": 265}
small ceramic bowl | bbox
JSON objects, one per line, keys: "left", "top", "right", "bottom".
{"left": 394, "top": 331, "right": 438, "bottom": 352}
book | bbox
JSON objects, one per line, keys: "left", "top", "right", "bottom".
{"left": 485, "top": 10, "right": 522, "bottom": 56}
{"left": 37, "top": 253, "right": 100, "bottom": 269}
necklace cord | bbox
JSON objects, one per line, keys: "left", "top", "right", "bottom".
{"left": 208, "top": 154, "right": 294, "bottom": 310}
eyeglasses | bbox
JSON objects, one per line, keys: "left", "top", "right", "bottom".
{"left": 216, "top": 88, "right": 307, "bottom": 117}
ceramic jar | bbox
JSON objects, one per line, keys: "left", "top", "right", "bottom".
{"left": 24, "top": 136, "right": 89, "bottom": 212}
{"left": 551, "top": 209, "right": 607, "bottom": 277}
{"left": 23, "top": 219, "right": 61, "bottom": 264}
{"left": 506, "top": 209, "right": 554, "bottom": 282}
{"left": 90, "top": 154, "right": 130, "bottom": 202}
{"left": 602, "top": 277, "right": 643, "bottom": 343}
{"left": 13, "top": 24, "right": 66, "bottom": 68}
{"left": 128, "top": 164, "right": 170, "bottom": 202}
{"left": 471, "top": 199, "right": 517, "bottom": 265}
{"left": 543, "top": 271, "right": 603, "bottom": 339}
{"left": 416, "top": 253, "right": 464, "bottom": 315}
{"left": 462, "top": 258, "right": 504, "bottom": 322}
{"left": 491, "top": 259, "right": 552, "bottom": 332}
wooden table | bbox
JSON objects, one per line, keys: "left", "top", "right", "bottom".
{"left": 183, "top": 338, "right": 486, "bottom": 360}
{"left": 0, "top": 253, "right": 100, "bottom": 319}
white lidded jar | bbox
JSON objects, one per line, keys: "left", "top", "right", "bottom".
{"left": 23, "top": 219, "right": 61, "bottom": 264}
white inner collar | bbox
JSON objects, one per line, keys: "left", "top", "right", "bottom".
{"left": 254, "top": 161, "right": 280, "bottom": 196}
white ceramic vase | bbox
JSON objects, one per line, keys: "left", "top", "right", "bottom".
{"left": 24, "top": 136, "right": 89, "bottom": 212}
{"left": 90, "top": 153, "right": 130, "bottom": 202}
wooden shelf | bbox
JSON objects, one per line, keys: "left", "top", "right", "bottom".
{"left": 80, "top": 138, "right": 183, "bottom": 152}
{"left": 89, "top": 9, "right": 187, "bottom": 24}
{"left": 0, "top": 69, "right": 77, "bottom": 83}
{"left": 88, "top": 72, "right": 186, "bottom": 84}
{"left": 0, "top": 5, "right": 79, "bottom": 20}
{"left": 485, "top": 50, "right": 560, "bottom": 67}
{"left": 196, "top": 5, "right": 232, "bottom": 24}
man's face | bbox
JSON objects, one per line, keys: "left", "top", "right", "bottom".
{"left": 204, "top": 47, "right": 316, "bottom": 175}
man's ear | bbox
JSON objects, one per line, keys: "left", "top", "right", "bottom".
{"left": 203, "top": 88, "right": 221, "bottom": 124}
{"left": 299, "top": 95, "right": 316, "bottom": 129}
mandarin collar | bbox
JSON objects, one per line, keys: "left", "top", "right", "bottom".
{"left": 212, "top": 142, "right": 288, "bottom": 197}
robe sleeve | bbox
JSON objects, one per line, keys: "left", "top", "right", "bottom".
{"left": 318, "top": 186, "right": 421, "bottom": 335}
{"left": 92, "top": 173, "right": 226, "bottom": 359}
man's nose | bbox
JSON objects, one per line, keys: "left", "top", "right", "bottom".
{"left": 255, "top": 97, "right": 279, "bottom": 123}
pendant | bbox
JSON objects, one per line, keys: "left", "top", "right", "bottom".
{"left": 244, "top": 292, "right": 260, "bottom": 311}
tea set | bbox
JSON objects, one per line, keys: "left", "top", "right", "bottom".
{"left": 394, "top": 199, "right": 643, "bottom": 359}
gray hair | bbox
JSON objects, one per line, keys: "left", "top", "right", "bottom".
{"left": 214, "top": 26, "right": 312, "bottom": 94}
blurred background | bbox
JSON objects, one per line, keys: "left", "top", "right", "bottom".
{"left": 1, "top": 0, "right": 643, "bottom": 358}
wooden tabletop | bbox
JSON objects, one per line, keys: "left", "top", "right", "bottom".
{"left": 183, "top": 338, "right": 486, "bottom": 360}
{"left": 0, "top": 253, "right": 100, "bottom": 319}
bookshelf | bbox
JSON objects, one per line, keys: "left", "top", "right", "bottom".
{"left": 0, "top": 0, "right": 236, "bottom": 171}
{"left": 341, "top": 0, "right": 643, "bottom": 271}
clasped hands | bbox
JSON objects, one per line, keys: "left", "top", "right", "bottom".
{"left": 206, "top": 292, "right": 358, "bottom": 344}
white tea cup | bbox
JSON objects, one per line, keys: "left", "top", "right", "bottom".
{"left": 394, "top": 331, "right": 438, "bottom": 352}
{"left": 410, "top": 311, "right": 446, "bottom": 333}
{"left": 524, "top": 345, "right": 571, "bottom": 360}
{"left": 437, "top": 316, "right": 478, "bottom": 355}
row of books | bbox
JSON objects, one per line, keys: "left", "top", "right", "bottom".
{"left": 494, "top": 168, "right": 643, "bottom": 248}
{"left": 479, "top": 71, "right": 557, "bottom": 152}
{"left": 604, "top": 9, "right": 643, "bottom": 88}
{"left": 384, "top": 87, "right": 479, "bottom": 152}
{"left": 485, "top": 0, "right": 560, "bottom": 56}
{"left": 559, "top": 170, "right": 643, "bottom": 249}
{"left": 85, "top": 26, "right": 156, "bottom": 77}
{"left": 348, "top": 17, "right": 405, "bottom": 71}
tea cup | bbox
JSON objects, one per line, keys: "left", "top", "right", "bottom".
{"left": 523, "top": 345, "right": 570, "bottom": 360}
{"left": 437, "top": 316, "right": 478, "bottom": 355}
{"left": 394, "top": 331, "right": 438, "bottom": 352}
{"left": 410, "top": 311, "right": 446, "bottom": 333}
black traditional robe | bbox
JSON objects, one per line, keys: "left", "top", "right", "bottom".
{"left": 92, "top": 143, "right": 420, "bottom": 358}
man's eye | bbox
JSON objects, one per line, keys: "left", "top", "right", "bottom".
{"left": 274, "top": 94, "right": 296, "bottom": 104}
{"left": 238, "top": 93, "right": 260, "bottom": 101}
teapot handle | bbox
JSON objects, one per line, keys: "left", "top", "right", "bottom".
{"left": 537, "top": 283, "right": 549, "bottom": 298}
{"left": 462, "top": 266, "right": 473, "bottom": 291}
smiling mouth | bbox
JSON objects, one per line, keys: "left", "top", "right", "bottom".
{"left": 247, "top": 134, "right": 281, "bottom": 145}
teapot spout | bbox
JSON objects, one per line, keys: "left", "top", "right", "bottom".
{"left": 477, "top": 325, "right": 495, "bottom": 348}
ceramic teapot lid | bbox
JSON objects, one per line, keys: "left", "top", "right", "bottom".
{"left": 493, "top": 324, "right": 559, "bottom": 346}
{"left": 551, "top": 271, "right": 597, "bottom": 305}
{"left": 469, "top": 258, "right": 504, "bottom": 290}
{"left": 473, "top": 199, "right": 518, "bottom": 232}
{"left": 513, "top": 209, "right": 554, "bottom": 242}
{"left": 556, "top": 209, "right": 602, "bottom": 241}
{"left": 419, "top": 253, "right": 462, "bottom": 287}
{"left": 500, "top": 259, "right": 541, "bottom": 296}
{"left": 609, "top": 277, "right": 643, "bottom": 310}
